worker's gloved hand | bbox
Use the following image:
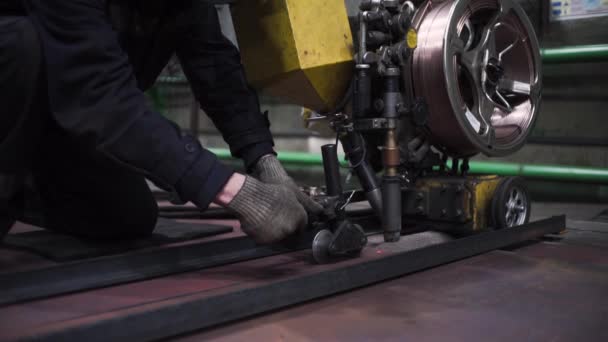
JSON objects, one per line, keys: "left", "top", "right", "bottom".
{"left": 253, "top": 154, "right": 324, "bottom": 217}
{"left": 226, "top": 176, "right": 308, "bottom": 244}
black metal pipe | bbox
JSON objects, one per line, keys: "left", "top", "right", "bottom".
{"left": 382, "top": 176, "right": 402, "bottom": 242}
{"left": 321, "top": 144, "right": 343, "bottom": 197}
{"left": 353, "top": 66, "right": 372, "bottom": 118}
{"left": 385, "top": 74, "right": 400, "bottom": 92}
{"left": 354, "top": 10, "right": 372, "bottom": 119}
{"left": 367, "top": 31, "right": 392, "bottom": 46}
{"left": 339, "top": 132, "right": 382, "bottom": 214}
{"left": 359, "top": 0, "right": 374, "bottom": 11}
{"left": 381, "top": 69, "right": 402, "bottom": 242}
{"left": 383, "top": 73, "right": 400, "bottom": 118}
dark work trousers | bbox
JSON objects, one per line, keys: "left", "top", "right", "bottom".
{"left": 0, "top": 16, "right": 158, "bottom": 241}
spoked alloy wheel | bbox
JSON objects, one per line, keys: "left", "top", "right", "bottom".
{"left": 411, "top": 0, "right": 542, "bottom": 157}
{"left": 491, "top": 177, "right": 531, "bottom": 229}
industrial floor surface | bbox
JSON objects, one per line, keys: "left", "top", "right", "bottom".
{"left": 0, "top": 202, "right": 607, "bottom": 341}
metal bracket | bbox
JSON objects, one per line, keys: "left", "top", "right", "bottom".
{"left": 354, "top": 118, "right": 398, "bottom": 131}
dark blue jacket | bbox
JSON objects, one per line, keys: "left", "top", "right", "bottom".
{"left": 20, "top": 0, "right": 275, "bottom": 209}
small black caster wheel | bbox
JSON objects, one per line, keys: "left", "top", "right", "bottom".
{"left": 312, "top": 229, "right": 333, "bottom": 264}
{"left": 490, "top": 177, "right": 531, "bottom": 229}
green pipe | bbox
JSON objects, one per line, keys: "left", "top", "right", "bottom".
{"left": 146, "top": 86, "right": 166, "bottom": 114}
{"left": 541, "top": 44, "right": 608, "bottom": 64}
{"left": 210, "top": 148, "right": 332, "bottom": 166}
{"left": 447, "top": 160, "right": 608, "bottom": 184}
{"left": 209, "top": 148, "right": 608, "bottom": 184}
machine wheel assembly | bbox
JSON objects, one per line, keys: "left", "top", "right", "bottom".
{"left": 312, "top": 229, "right": 333, "bottom": 264}
{"left": 411, "top": 0, "right": 542, "bottom": 157}
{"left": 491, "top": 176, "right": 531, "bottom": 229}
{"left": 312, "top": 221, "right": 367, "bottom": 264}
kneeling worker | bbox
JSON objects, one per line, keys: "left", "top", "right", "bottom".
{"left": 0, "top": 0, "right": 322, "bottom": 243}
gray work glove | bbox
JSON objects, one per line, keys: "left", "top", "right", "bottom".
{"left": 253, "top": 154, "right": 324, "bottom": 216}
{"left": 226, "top": 176, "right": 307, "bottom": 244}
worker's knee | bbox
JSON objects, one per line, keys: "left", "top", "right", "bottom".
{"left": 0, "top": 198, "right": 17, "bottom": 242}
{"left": 86, "top": 196, "right": 159, "bottom": 240}
{"left": 0, "top": 216, "right": 14, "bottom": 242}
{"left": 103, "top": 176, "right": 160, "bottom": 239}
{"left": 118, "top": 198, "right": 159, "bottom": 239}
{"left": 0, "top": 174, "right": 22, "bottom": 241}
{"left": 42, "top": 191, "right": 159, "bottom": 240}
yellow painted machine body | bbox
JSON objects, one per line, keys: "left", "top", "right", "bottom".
{"left": 468, "top": 175, "right": 502, "bottom": 231}
{"left": 232, "top": 0, "right": 355, "bottom": 112}
{"left": 404, "top": 175, "right": 502, "bottom": 232}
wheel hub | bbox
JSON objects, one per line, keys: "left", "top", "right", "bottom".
{"left": 505, "top": 187, "right": 528, "bottom": 227}
{"left": 485, "top": 58, "right": 504, "bottom": 85}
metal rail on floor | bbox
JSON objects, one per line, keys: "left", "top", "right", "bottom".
{"left": 0, "top": 210, "right": 380, "bottom": 307}
{"left": 0, "top": 232, "right": 314, "bottom": 307}
{"left": 4, "top": 216, "right": 565, "bottom": 341}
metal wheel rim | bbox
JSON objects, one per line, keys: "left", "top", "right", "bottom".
{"left": 412, "top": 0, "right": 542, "bottom": 157}
{"left": 312, "top": 229, "right": 333, "bottom": 264}
{"left": 504, "top": 186, "right": 528, "bottom": 227}
{"left": 446, "top": 0, "right": 542, "bottom": 156}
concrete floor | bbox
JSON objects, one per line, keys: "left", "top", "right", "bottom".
{"left": 0, "top": 201, "right": 606, "bottom": 341}
{"left": 170, "top": 202, "right": 608, "bottom": 341}
{"left": 531, "top": 202, "right": 607, "bottom": 221}
{"left": 179, "top": 244, "right": 607, "bottom": 342}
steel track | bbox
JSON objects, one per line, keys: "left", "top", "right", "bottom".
{"left": 4, "top": 216, "right": 565, "bottom": 341}
{"left": 0, "top": 232, "right": 315, "bottom": 307}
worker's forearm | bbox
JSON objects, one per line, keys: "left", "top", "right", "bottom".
{"left": 24, "top": 0, "right": 234, "bottom": 209}
{"left": 108, "top": 111, "right": 234, "bottom": 209}
{"left": 175, "top": 2, "right": 275, "bottom": 169}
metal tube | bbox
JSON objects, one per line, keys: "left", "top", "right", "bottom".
{"left": 383, "top": 130, "right": 399, "bottom": 176}
{"left": 381, "top": 70, "right": 402, "bottom": 242}
{"left": 339, "top": 132, "right": 383, "bottom": 215}
{"left": 209, "top": 149, "right": 608, "bottom": 184}
{"left": 354, "top": 12, "right": 372, "bottom": 118}
{"left": 541, "top": 44, "right": 608, "bottom": 64}
{"left": 353, "top": 66, "right": 372, "bottom": 118}
{"left": 321, "top": 144, "right": 343, "bottom": 197}
{"left": 358, "top": 13, "right": 367, "bottom": 65}
{"left": 382, "top": 176, "right": 402, "bottom": 242}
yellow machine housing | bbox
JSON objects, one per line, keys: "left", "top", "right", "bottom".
{"left": 232, "top": 0, "right": 355, "bottom": 112}
{"left": 403, "top": 175, "right": 502, "bottom": 232}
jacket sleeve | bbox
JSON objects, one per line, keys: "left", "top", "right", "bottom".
{"left": 24, "top": 0, "right": 233, "bottom": 209}
{"left": 175, "top": 2, "right": 275, "bottom": 170}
